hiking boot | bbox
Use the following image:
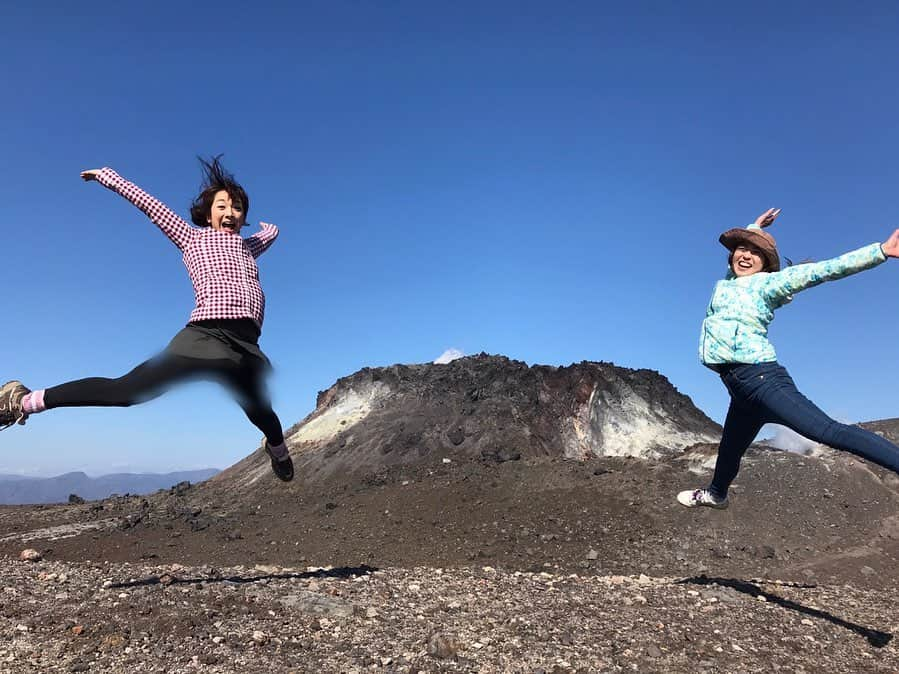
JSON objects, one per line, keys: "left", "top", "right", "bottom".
{"left": 0, "top": 381, "right": 30, "bottom": 430}
{"left": 265, "top": 442, "right": 294, "bottom": 482}
{"left": 677, "top": 488, "right": 728, "bottom": 509}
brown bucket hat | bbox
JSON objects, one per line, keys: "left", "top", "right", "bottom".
{"left": 719, "top": 227, "right": 781, "bottom": 272}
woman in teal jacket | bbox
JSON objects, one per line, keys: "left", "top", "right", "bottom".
{"left": 678, "top": 208, "right": 899, "bottom": 509}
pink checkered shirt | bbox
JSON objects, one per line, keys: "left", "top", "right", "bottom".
{"left": 97, "top": 168, "right": 278, "bottom": 328}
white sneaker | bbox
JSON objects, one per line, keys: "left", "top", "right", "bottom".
{"left": 677, "top": 488, "right": 728, "bottom": 509}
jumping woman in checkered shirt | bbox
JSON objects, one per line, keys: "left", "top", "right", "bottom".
{"left": 0, "top": 157, "right": 294, "bottom": 482}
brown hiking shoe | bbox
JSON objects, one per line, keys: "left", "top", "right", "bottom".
{"left": 0, "top": 380, "right": 30, "bottom": 430}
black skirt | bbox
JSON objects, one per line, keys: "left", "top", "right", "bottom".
{"left": 164, "top": 319, "right": 272, "bottom": 371}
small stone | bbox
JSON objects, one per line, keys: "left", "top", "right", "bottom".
{"left": 447, "top": 427, "right": 465, "bottom": 446}
{"left": 480, "top": 447, "right": 521, "bottom": 463}
{"left": 100, "top": 634, "right": 127, "bottom": 651}
{"left": 252, "top": 630, "right": 268, "bottom": 644}
{"left": 586, "top": 549, "right": 599, "bottom": 560}
{"left": 71, "top": 625, "right": 85, "bottom": 636}
{"left": 646, "top": 644, "right": 662, "bottom": 658}
{"left": 427, "top": 632, "right": 461, "bottom": 659}
{"left": 860, "top": 566, "right": 876, "bottom": 576}
{"left": 19, "top": 549, "right": 42, "bottom": 562}
{"left": 281, "top": 590, "right": 355, "bottom": 617}
{"left": 254, "top": 564, "right": 280, "bottom": 574}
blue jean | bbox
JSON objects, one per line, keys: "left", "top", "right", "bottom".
{"left": 708, "top": 362, "right": 899, "bottom": 498}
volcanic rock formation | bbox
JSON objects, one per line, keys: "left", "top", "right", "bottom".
{"left": 218, "top": 354, "right": 721, "bottom": 490}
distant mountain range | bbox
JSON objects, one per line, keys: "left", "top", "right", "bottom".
{"left": 0, "top": 469, "right": 219, "bottom": 505}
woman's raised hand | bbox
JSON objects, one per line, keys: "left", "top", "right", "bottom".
{"left": 80, "top": 169, "right": 103, "bottom": 182}
{"left": 882, "top": 228, "right": 899, "bottom": 258}
{"left": 754, "top": 208, "right": 781, "bottom": 228}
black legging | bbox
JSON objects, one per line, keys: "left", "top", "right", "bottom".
{"left": 44, "top": 353, "right": 285, "bottom": 446}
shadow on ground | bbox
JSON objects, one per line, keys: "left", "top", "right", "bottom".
{"left": 679, "top": 575, "right": 892, "bottom": 648}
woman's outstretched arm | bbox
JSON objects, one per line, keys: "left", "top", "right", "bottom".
{"left": 81, "top": 168, "right": 195, "bottom": 251}
{"left": 245, "top": 221, "right": 279, "bottom": 259}
{"left": 764, "top": 235, "right": 893, "bottom": 302}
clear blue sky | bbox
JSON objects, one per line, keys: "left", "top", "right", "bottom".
{"left": 4, "top": 1, "right": 899, "bottom": 475}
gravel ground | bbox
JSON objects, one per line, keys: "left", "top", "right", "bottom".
{"left": 1, "top": 558, "right": 898, "bottom": 673}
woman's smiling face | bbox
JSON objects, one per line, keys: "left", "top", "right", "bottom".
{"left": 207, "top": 190, "right": 246, "bottom": 234}
{"left": 731, "top": 244, "right": 766, "bottom": 276}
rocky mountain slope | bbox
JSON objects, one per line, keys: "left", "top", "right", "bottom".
{"left": 217, "top": 354, "right": 722, "bottom": 491}
{"left": 860, "top": 417, "right": 899, "bottom": 444}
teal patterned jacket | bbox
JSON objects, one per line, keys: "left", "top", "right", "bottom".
{"left": 699, "top": 226, "right": 886, "bottom": 367}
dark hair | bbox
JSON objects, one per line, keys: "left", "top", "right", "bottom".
{"left": 189, "top": 155, "right": 249, "bottom": 227}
